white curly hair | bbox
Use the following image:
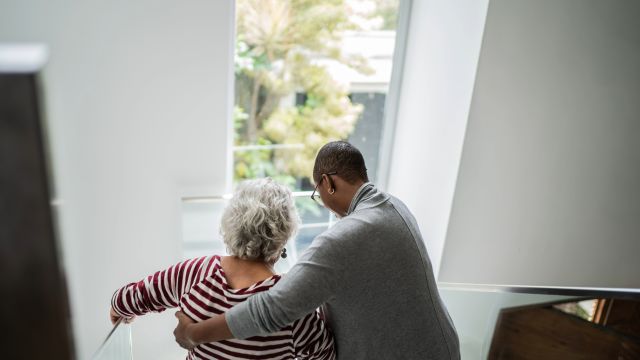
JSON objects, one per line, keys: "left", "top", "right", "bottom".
{"left": 220, "top": 178, "right": 298, "bottom": 263}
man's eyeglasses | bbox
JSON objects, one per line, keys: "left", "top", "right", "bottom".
{"left": 310, "top": 171, "right": 337, "bottom": 205}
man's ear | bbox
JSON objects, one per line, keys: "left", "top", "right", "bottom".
{"left": 321, "top": 174, "right": 330, "bottom": 191}
{"left": 324, "top": 174, "right": 336, "bottom": 193}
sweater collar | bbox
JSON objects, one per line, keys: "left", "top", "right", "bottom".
{"left": 346, "top": 182, "right": 375, "bottom": 215}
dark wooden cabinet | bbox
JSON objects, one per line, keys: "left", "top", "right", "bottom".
{"left": 0, "top": 73, "right": 75, "bottom": 359}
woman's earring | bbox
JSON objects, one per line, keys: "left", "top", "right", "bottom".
{"left": 329, "top": 188, "right": 335, "bottom": 195}
{"left": 281, "top": 248, "right": 287, "bottom": 259}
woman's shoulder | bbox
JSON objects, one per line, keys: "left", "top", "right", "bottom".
{"left": 182, "top": 254, "right": 223, "bottom": 285}
{"left": 205, "top": 256, "right": 282, "bottom": 294}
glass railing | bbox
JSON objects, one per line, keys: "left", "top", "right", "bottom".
{"left": 92, "top": 318, "right": 132, "bottom": 360}
{"left": 437, "top": 284, "right": 640, "bottom": 359}
{"left": 437, "top": 285, "right": 575, "bottom": 359}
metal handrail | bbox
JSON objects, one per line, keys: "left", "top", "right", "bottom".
{"left": 437, "top": 282, "right": 640, "bottom": 299}
{"left": 182, "top": 191, "right": 315, "bottom": 203}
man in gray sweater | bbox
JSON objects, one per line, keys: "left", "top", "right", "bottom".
{"left": 174, "top": 141, "right": 460, "bottom": 359}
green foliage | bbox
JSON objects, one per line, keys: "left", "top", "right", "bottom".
{"left": 233, "top": 0, "right": 373, "bottom": 186}
{"left": 574, "top": 304, "right": 591, "bottom": 321}
{"left": 233, "top": 105, "right": 248, "bottom": 132}
{"left": 371, "top": 0, "right": 400, "bottom": 30}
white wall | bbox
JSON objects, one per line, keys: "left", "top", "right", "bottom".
{"left": 439, "top": 0, "right": 640, "bottom": 289}
{"left": 387, "top": 0, "right": 489, "bottom": 275}
{"left": 0, "top": 1, "right": 234, "bottom": 359}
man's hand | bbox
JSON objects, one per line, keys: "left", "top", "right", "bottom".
{"left": 110, "top": 307, "right": 135, "bottom": 325}
{"left": 174, "top": 311, "right": 197, "bottom": 350}
{"left": 173, "top": 311, "right": 234, "bottom": 349}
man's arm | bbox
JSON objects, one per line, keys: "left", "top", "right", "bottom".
{"left": 174, "top": 233, "right": 344, "bottom": 348}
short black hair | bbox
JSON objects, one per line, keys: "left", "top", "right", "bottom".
{"left": 313, "top": 141, "right": 369, "bottom": 184}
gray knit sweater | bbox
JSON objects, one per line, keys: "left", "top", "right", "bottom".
{"left": 226, "top": 183, "right": 460, "bottom": 359}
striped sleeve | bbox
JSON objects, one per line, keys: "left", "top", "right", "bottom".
{"left": 111, "top": 256, "right": 210, "bottom": 317}
{"left": 292, "top": 307, "right": 336, "bottom": 360}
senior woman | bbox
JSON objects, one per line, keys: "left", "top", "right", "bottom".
{"left": 110, "top": 178, "right": 335, "bottom": 360}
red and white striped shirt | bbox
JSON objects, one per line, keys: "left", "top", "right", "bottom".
{"left": 112, "top": 255, "right": 335, "bottom": 360}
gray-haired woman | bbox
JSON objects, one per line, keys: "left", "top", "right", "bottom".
{"left": 110, "top": 178, "right": 335, "bottom": 360}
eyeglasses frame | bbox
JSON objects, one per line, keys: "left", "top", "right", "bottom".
{"left": 310, "top": 171, "right": 338, "bottom": 204}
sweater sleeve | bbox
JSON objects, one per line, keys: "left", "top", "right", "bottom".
{"left": 226, "top": 233, "right": 344, "bottom": 339}
{"left": 111, "top": 256, "right": 209, "bottom": 317}
{"left": 293, "top": 307, "right": 336, "bottom": 360}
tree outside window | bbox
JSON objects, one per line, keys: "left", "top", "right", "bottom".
{"left": 233, "top": 0, "right": 399, "bottom": 191}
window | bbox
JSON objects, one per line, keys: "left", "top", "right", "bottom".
{"left": 183, "top": 0, "right": 403, "bottom": 267}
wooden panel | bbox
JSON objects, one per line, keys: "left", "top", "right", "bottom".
{"left": 603, "top": 299, "right": 640, "bottom": 340}
{"left": 489, "top": 307, "right": 640, "bottom": 360}
{"left": 0, "top": 74, "right": 74, "bottom": 359}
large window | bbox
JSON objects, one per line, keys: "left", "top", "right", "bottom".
{"left": 183, "top": 0, "right": 402, "bottom": 267}
{"left": 233, "top": 0, "right": 399, "bottom": 186}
